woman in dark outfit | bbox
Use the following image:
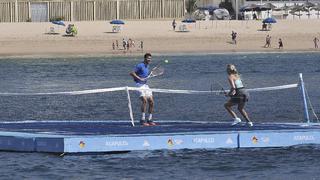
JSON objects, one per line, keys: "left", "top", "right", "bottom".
{"left": 224, "top": 64, "right": 253, "bottom": 127}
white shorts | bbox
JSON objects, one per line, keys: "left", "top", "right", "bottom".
{"left": 136, "top": 84, "right": 153, "bottom": 97}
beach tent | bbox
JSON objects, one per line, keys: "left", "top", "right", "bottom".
{"left": 109, "top": 20, "right": 125, "bottom": 32}
{"left": 179, "top": 18, "right": 196, "bottom": 32}
{"left": 51, "top": 20, "right": 65, "bottom": 26}
{"left": 181, "top": 18, "right": 196, "bottom": 23}
{"left": 110, "top": 19, "right": 125, "bottom": 25}
{"left": 48, "top": 20, "right": 65, "bottom": 34}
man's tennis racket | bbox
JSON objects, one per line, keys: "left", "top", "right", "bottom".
{"left": 147, "top": 65, "right": 164, "bottom": 79}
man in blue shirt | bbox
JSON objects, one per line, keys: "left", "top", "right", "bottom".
{"left": 130, "top": 53, "right": 156, "bottom": 126}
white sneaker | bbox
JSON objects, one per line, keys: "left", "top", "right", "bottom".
{"left": 231, "top": 118, "right": 241, "bottom": 126}
{"left": 247, "top": 122, "right": 253, "bottom": 127}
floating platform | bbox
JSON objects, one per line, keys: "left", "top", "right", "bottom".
{"left": 0, "top": 121, "right": 320, "bottom": 154}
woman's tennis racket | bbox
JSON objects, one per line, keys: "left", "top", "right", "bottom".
{"left": 211, "top": 81, "right": 228, "bottom": 96}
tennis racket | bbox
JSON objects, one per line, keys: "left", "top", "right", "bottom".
{"left": 147, "top": 65, "right": 164, "bottom": 79}
{"left": 212, "top": 81, "right": 228, "bottom": 96}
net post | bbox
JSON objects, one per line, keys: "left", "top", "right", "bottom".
{"left": 125, "top": 86, "right": 135, "bottom": 127}
{"left": 299, "top": 73, "right": 310, "bottom": 124}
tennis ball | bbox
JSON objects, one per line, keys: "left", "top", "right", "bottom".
{"left": 164, "top": 59, "right": 169, "bottom": 63}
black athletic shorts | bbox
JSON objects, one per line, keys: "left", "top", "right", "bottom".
{"left": 230, "top": 88, "right": 249, "bottom": 104}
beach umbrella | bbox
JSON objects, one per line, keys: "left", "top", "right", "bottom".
{"left": 290, "top": 4, "right": 308, "bottom": 19}
{"left": 240, "top": 4, "right": 258, "bottom": 12}
{"left": 273, "top": 4, "right": 291, "bottom": 19}
{"left": 258, "top": 5, "right": 271, "bottom": 11}
{"left": 110, "top": 19, "right": 125, "bottom": 25}
{"left": 51, "top": 20, "right": 65, "bottom": 26}
{"left": 262, "top": 17, "right": 277, "bottom": 24}
{"left": 303, "top": 2, "right": 315, "bottom": 18}
{"left": 311, "top": 3, "right": 320, "bottom": 11}
{"left": 197, "top": 5, "right": 219, "bottom": 12}
{"left": 262, "top": 3, "right": 276, "bottom": 17}
{"left": 303, "top": 1, "right": 315, "bottom": 9}
{"left": 311, "top": 3, "right": 320, "bottom": 18}
{"left": 181, "top": 18, "right": 196, "bottom": 30}
{"left": 181, "top": 18, "right": 196, "bottom": 23}
{"left": 262, "top": 3, "right": 276, "bottom": 10}
{"left": 274, "top": 4, "right": 291, "bottom": 11}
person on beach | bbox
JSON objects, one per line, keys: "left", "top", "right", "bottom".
{"left": 140, "top": 41, "right": 144, "bottom": 51}
{"left": 264, "top": 35, "right": 271, "bottom": 48}
{"left": 224, "top": 64, "right": 253, "bottom": 127}
{"left": 278, "top": 38, "right": 283, "bottom": 49}
{"left": 122, "top": 38, "right": 127, "bottom": 50}
{"left": 130, "top": 53, "right": 156, "bottom": 126}
{"left": 172, "top": 19, "right": 177, "bottom": 31}
{"left": 313, "top": 37, "right": 319, "bottom": 48}
{"left": 253, "top": 13, "right": 257, "bottom": 20}
{"left": 231, "top": 31, "right": 237, "bottom": 44}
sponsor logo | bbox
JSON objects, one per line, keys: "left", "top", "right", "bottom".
{"left": 143, "top": 140, "right": 150, "bottom": 147}
{"left": 252, "top": 136, "right": 258, "bottom": 144}
{"left": 174, "top": 139, "right": 183, "bottom": 145}
{"left": 293, "top": 135, "right": 315, "bottom": 141}
{"left": 105, "top": 140, "right": 129, "bottom": 147}
{"left": 226, "top": 137, "right": 233, "bottom": 144}
{"left": 262, "top": 137, "right": 270, "bottom": 143}
{"left": 193, "top": 137, "right": 215, "bottom": 144}
{"left": 79, "top": 141, "right": 85, "bottom": 148}
{"left": 167, "top": 138, "right": 174, "bottom": 147}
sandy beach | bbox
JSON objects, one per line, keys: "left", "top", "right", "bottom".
{"left": 0, "top": 19, "right": 320, "bottom": 57}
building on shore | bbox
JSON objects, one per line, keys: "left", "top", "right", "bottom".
{"left": 0, "top": 0, "right": 185, "bottom": 22}
{"left": 196, "top": 0, "right": 320, "bottom": 20}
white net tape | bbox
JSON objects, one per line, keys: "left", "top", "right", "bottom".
{"left": 0, "top": 83, "right": 298, "bottom": 96}
{"left": 0, "top": 84, "right": 298, "bottom": 96}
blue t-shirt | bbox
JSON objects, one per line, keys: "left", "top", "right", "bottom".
{"left": 134, "top": 62, "right": 149, "bottom": 84}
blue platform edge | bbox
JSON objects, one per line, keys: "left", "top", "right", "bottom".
{"left": 1, "top": 122, "right": 320, "bottom": 153}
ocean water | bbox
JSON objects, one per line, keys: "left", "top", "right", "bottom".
{"left": 0, "top": 53, "right": 319, "bottom": 179}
